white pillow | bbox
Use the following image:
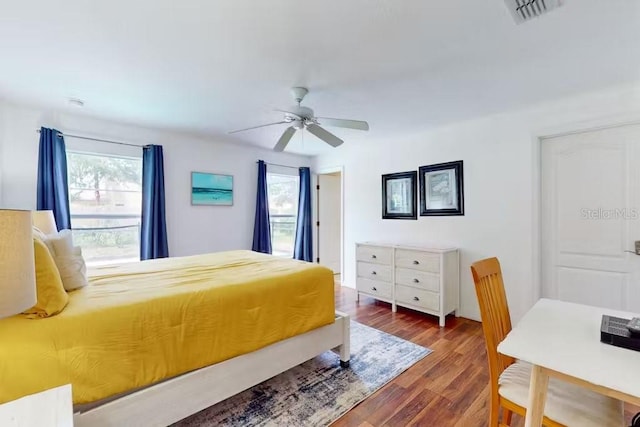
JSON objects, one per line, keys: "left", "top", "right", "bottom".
{"left": 54, "top": 246, "right": 89, "bottom": 291}
{"left": 44, "top": 229, "right": 74, "bottom": 257}
{"left": 43, "top": 229, "right": 89, "bottom": 291}
{"left": 32, "top": 226, "right": 47, "bottom": 241}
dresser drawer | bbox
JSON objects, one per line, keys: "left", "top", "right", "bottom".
{"left": 356, "top": 278, "right": 393, "bottom": 299}
{"left": 356, "top": 245, "right": 393, "bottom": 265}
{"left": 357, "top": 262, "right": 392, "bottom": 282}
{"left": 395, "top": 249, "right": 440, "bottom": 273}
{"left": 395, "top": 268, "right": 440, "bottom": 292}
{"left": 395, "top": 285, "right": 440, "bottom": 312}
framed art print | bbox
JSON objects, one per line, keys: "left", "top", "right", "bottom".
{"left": 419, "top": 161, "right": 464, "bottom": 216}
{"left": 382, "top": 171, "right": 417, "bottom": 220}
{"left": 191, "top": 172, "right": 233, "bottom": 206}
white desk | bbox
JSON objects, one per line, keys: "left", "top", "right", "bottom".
{"left": 498, "top": 299, "right": 640, "bottom": 427}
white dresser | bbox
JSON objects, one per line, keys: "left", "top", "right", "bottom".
{"left": 355, "top": 242, "right": 459, "bottom": 327}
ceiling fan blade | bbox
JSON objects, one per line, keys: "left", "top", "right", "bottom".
{"left": 228, "top": 121, "right": 288, "bottom": 134}
{"left": 274, "top": 127, "right": 297, "bottom": 152}
{"left": 306, "top": 124, "right": 344, "bottom": 148}
{"left": 315, "top": 117, "right": 370, "bottom": 131}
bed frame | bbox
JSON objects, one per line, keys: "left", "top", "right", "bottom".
{"left": 73, "top": 311, "right": 350, "bottom": 427}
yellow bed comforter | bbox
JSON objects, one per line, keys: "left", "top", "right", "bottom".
{"left": 0, "top": 250, "right": 335, "bottom": 405}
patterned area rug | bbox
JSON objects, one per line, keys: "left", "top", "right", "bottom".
{"left": 174, "top": 321, "right": 432, "bottom": 427}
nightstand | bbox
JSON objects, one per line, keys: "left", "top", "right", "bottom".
{"left": 0, "top": 384, "right": 73, "bottom": 426}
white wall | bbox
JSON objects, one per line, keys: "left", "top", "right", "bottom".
{"left": 314, "top": 83, "right": 640, "bottom": 323}
{"left": 0, "top": 105, "right": 5, "bottom": 206}
{"left": 0, "top": 100, "right": 311, "bottom": 257}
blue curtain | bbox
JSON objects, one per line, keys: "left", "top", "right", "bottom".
{"left": 252, "top": 160, "right": 272, "bottom": 254}
{"left": 294, "top": 167, "right": 313, "bottom": 262}
{"left": 141, "top": 145, "right": 169, "bottom": 260}
{"left": 37, "top": 127, "right": 71, "bottom": 231}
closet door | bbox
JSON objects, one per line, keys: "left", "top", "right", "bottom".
{"left": 541, "top": 124, "right": 640, "bottom": 311}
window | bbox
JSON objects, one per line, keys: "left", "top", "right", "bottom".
{"left": 67, "top": 151, "right": 143, "bottom": 265}
{"left": 267, "top": 172, "right": 299, "bottom": 257}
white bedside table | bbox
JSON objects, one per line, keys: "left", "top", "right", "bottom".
{"left": 0, "top": 384, "right": 73, "bottom": 427}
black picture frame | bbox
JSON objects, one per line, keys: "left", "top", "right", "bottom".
{"left": 419, "top": 160, "right": 464, "bottom": 216}
{"left": 382, "top": 171, "right": 417, "bottom": 220}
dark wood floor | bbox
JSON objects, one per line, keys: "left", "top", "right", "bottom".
{"left": 333, "top": 285, "right": 637, "bottom": 427}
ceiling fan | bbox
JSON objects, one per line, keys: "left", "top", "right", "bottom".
{"left": 228, "top": 87, "right": 370, "bottom": 152}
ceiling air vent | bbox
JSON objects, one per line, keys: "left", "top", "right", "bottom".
{"left": 504, "top": 0, "right": 562, "bottom": 24}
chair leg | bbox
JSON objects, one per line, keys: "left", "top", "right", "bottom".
{"left": 502, "top": 408, "right": 513, "bottom": 426}
{"left": 489, "top": 394, "right": 500, "bottom": 426}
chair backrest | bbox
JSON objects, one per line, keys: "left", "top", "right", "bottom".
{"left": 470, "top": 257, "right": 515, "bottom": 388}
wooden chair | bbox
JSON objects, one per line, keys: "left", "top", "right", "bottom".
{"left": 471, "top": 257, "right": 623, "bottom": 427}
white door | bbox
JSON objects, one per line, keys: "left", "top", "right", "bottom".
{"left": 542, "top": 124, "right": 640, "bottom": 311}
{"left": 318, "top": 173, "right": 341, "bottom": 274}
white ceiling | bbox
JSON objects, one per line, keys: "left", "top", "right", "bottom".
{"left": 0, "top": 1, "right": 638, "bottom": 155}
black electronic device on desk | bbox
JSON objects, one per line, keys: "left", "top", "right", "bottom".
{"left": 601, "top": 315, "right": 640, "bottom": 351}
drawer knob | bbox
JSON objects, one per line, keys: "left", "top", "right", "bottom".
{"left": 372, "top": 287, "right": 377, "bottom": 291}
{"left": 413, "top": 278, "right": 420, "bottom": 283}
{"left": 413, "top": 260, "right": 420, "bottom": 265}
{"left": 371, "top": 271, "right": 377, "bottom": 275}
{"left": 371, "top": 254, "right": 377, "bottom": 259}
{"left": 413, "top": 296, "right": 420, "bottom": 302}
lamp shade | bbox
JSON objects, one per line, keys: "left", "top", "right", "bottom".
{"left": 32, "top": 210, "right": 58, "bottom": 234}
{"left": 0, "top": 210, "right": 37, "bottom": 318}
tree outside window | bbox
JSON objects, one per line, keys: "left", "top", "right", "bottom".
{"left": 67, "top": 152, "right": 142, "bottom": 264}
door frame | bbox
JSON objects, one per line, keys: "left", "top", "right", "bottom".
{"left": 532, "top": 116, "right": 640, "bottom": 311}
{"left": 315, "top": 165, "right": 345, "bottom": 282}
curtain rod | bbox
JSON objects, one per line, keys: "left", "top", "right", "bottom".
{"left": 258, "top": 161, "right": 300, "bottom": 170}
{"left": 36, "top": 129, "right": 146, "bottom": 148}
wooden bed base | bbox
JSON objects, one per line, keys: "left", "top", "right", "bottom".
{"left": 73, "top": 311, "right": 351, "bottom": 427}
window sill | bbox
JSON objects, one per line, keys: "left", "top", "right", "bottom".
{"left": 87, "top": 257, "right": 140, "bottom": 267}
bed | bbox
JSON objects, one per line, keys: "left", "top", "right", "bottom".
{"left": 0, "top": 250, "right": 350, "bottom": 426}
